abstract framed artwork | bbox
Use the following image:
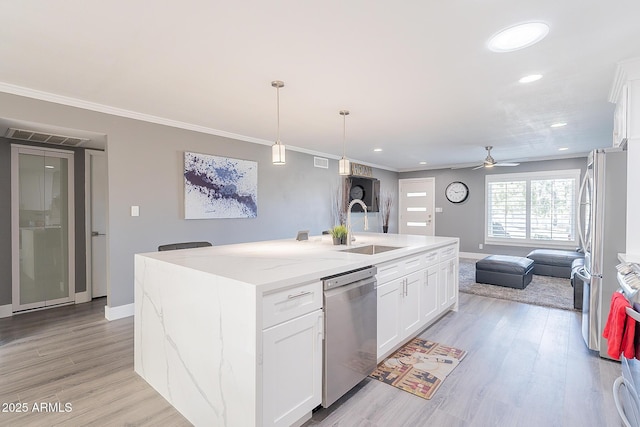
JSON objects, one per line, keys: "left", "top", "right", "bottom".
{"left": 184, "top": 151, "right": 258, "bottom": 219}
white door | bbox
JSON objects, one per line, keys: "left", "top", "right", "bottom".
{"left": 12, "top": 145, "right": 75, "bottom": 311}
{"left": 400, "top": 271, "right": 422, "bottom": 339}
{"left": 376, "top": 279, "right": 402, "bottom": 358}
{"left": 438, "top": 261, "right": 450, "bottom": 310}
{"left": 399, "top": 178, "right": 435, "bottom": 236}
{"left": 421, "top": 267, "right": 439, "bottom": 324}
{"left": 447, "top": 259, "right": 458, "bottom": 306}
{"left": 86, "top": 150, "right": 107, "bottom": 298}
{"left": 262, "top": 310, "right": 323, "bottom": 427}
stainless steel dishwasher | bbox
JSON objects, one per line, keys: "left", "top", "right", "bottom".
{"left": 322, "top": 266, "right": 377, "bottom": 408}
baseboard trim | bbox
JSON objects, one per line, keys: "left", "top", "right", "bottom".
{"left": 105, "top": 303, "right": 134, "bottom": 321}
{"left": 459, "top": 252, "right": 487, "bottom": 260}
{"left": 75, "top": 291, "right": 91, "bottom": 304}
{"left": 0, "top": 304, "right": 12, "bottom": 318}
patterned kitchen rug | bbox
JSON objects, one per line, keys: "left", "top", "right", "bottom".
{"left": 369, "top": 337, "right": 466, "bottom": 400}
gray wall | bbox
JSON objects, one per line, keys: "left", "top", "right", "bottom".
{"left": 400, "top": 157, "right": 588, "bottom": 257}
{"left": 0, "top": 92, "right": 399, "bottom": 309}
{"left": 0, "top": 137, "right": 87, "bottom": 306}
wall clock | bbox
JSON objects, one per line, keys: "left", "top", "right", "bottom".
{"left": 445, "top": 181, "right": 469, "bottom": 204}
{"left": 349, "top": 184, "right": 365, "bottom": 200}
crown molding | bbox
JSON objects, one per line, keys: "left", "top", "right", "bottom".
{"left": 610, "top": 57, "right": 640, "bottom": 103}
{"left": 0, "top": 82, "right": 398, "bottom": 172}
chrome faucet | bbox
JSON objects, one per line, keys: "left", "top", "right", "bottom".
{"left": 347, "top": 199, "right": 369, "bottom": 246}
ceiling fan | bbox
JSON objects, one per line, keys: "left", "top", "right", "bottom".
{"left": 471, "top": 146, "right": 520, "bottom": 170}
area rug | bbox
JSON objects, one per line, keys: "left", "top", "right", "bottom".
{"left": 458, "top": 258, "right": 576, "bottom": 311}
{"left": 369, "top": 338, "right": 466, "bottom": 400}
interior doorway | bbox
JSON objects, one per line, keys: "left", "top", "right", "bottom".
{"left": 85, "top": 150, "right": 107, "bottom": 298}
{"left": 11, "top": 145, "right": 75, "bottom": 312}
{"left": 398, "top": 178, "right": 435, "bottom": 236}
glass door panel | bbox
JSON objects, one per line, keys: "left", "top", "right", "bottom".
{"left": 13, "top": 147, "right": 74, "bottom": 311}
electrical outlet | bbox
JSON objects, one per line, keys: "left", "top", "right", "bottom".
{"left": 479, "top": 244, "right": 483, "bottom": 250}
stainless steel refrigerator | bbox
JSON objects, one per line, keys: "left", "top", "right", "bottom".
{"left": 575, "top": 147, "right": 627, "bottom": 359}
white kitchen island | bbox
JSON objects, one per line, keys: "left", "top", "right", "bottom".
{"left": 134, "top": 232, "right": 459, "bottom": 427}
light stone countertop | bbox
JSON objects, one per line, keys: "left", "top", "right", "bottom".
{"left": 136, "top": 232, "right": 459, "bottom": 293}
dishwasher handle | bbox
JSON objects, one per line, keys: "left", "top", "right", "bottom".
{"left": 323, "top": 266, "right": 377, "bottom": 290}
{"left": 323, "top": 277, "right": 376, "bottom": 299}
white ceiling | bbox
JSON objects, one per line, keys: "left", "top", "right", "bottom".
{"left": 1, "top": 1, "right": 639, "bottom": 171}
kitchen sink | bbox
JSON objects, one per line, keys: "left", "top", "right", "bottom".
{"left": 340, "top": 245, "right": 402, "bottom": 255}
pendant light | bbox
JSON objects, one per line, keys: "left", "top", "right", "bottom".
{"left": 338, "top": 110, "right": 350, "bottom": 175}
{"left": 271, "top": 80, "right": 286, "bottom": 165}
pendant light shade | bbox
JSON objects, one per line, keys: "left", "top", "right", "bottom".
{"left": 339, "top": 110, "right": 350, "bottom": 176}
{"left": 271, "top": 80, "right": 286, "bottom": 165}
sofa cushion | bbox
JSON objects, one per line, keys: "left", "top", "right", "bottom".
{"left": 526, "top": 249, "right": 584, "bottom": 267}
{"left": 476, "top": 255, "right": 534, "bottom": 275}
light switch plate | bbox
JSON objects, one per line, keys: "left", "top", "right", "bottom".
{"left": 131, "top": 206, "right": 140, "bottom": 217}
{"left": 435, "top": 207, "right": 443, "bottom": 213}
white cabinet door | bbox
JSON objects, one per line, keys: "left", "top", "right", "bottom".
{"left": 262, "top": 310, "right": 323, "bottom": 427}
{"left": 421, "top": 266, "right": 438, "bottom": 325}
{"left": 438, "top": 261, "right": 449, "bottom": 310}
{"left": 447, "top": 259, "right": 458, "bottom": 306}
{"left": 377, "top": 278, "right": 403, "bottom": 358}
{"left": 400, "top": 271, "right": 422, "bottom": 339}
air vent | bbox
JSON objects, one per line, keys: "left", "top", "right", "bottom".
{"left": 5, "top": 128, "right": 89, "bottom": 147}
{"left": 314, "top": 156, "right": 329, "bottom": 169}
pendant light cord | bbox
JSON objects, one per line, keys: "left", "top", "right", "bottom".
{"left": 342, "top": 112, "right": 347, "bottom": 157}
{"left": 276, "top": 86, "right": 280, "bottom": 144}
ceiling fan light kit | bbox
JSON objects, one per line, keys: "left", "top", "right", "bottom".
{"left": 471, "top": 146, "right": 520, "bottom": 170}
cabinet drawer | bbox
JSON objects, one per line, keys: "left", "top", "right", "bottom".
{"left": 423, "top": 250, "right": 439, "bottom": 267}
{"left": 262, "top": 281, "right": 322, "bottom": 329}
{"left": 377, "top": 260, "right": 403, "bottom": 284}
{"left": 378, "top": 254, "right": 424, "bottom": 284}
{"left": 403, "top": 255, "right": 423, "bottom": 275}
{"left": 439, "top": 244, "right": 457, "bottom": 261}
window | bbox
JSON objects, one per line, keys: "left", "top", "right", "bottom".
{"left": 485, "top": 170, "right": 580, "bottom": 247}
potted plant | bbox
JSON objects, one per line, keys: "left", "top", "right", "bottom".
{"left": 330, "top": 225, "right": 348, "bottom": 245}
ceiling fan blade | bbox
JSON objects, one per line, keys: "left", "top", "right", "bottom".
{"left": 471, "top": 164, "right": 485, "bottom": 170}
{"left": 495, "top": 162, "right": 520, "bottom": 167}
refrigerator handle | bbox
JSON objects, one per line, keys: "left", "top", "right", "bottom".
{"left": 575, "top": 266, "right": 591, "bottom": 282}
{"left": 577, "top": 172, "right": 589, "bottom": 252}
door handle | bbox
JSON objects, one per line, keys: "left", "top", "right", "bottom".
{"left": 91, "top": 231, "right": 106, "bottom": 236}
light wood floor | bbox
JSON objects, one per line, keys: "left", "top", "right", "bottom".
{"left": 0, "top": 298, "right": 190, "bottom": 427}
{"left": 0, "top": 294, "right": 624, "bottom": 427}
{"left": 306, "top": 294, "right": 623, "bottom": 427}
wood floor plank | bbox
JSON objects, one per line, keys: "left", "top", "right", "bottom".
{"left": 0, "top": 299, "right": 191, "bottom": 427}
{"left": 306, "top": 293, "right": 626, "bottom": 426}
{"left": 0, "top": 291, "right": 629, "bottom": 426}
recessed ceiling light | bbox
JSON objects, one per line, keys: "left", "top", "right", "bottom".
{"left": 519, "top": 74, "right": 543, "bottom": 83}
{"left": 550, "top": 122, "right": 567, "bottom": 128}
{"left": 419, "top": 161, "right": 427, "bottom": 165}
{"left": 374, "top": 148, "right": 383, "bottom": 152}
{"left": 559, "top": 147, "right": 569, "bottom": 151}
{"left": 488, "top": 22, "right": 550, "bottom": 53}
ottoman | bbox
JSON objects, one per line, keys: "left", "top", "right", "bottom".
{"left": 526, "top": 249, "right": 584, "bottom": 278}
{"left": 476, "top": 255, "right": 535, "bottom": 289}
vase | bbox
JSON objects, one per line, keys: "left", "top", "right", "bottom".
{"left": 383, "top": 226, "right": 389, "bottom": 233}
{"left": 333, "top": 237, "right": 342, "bottom": 245}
